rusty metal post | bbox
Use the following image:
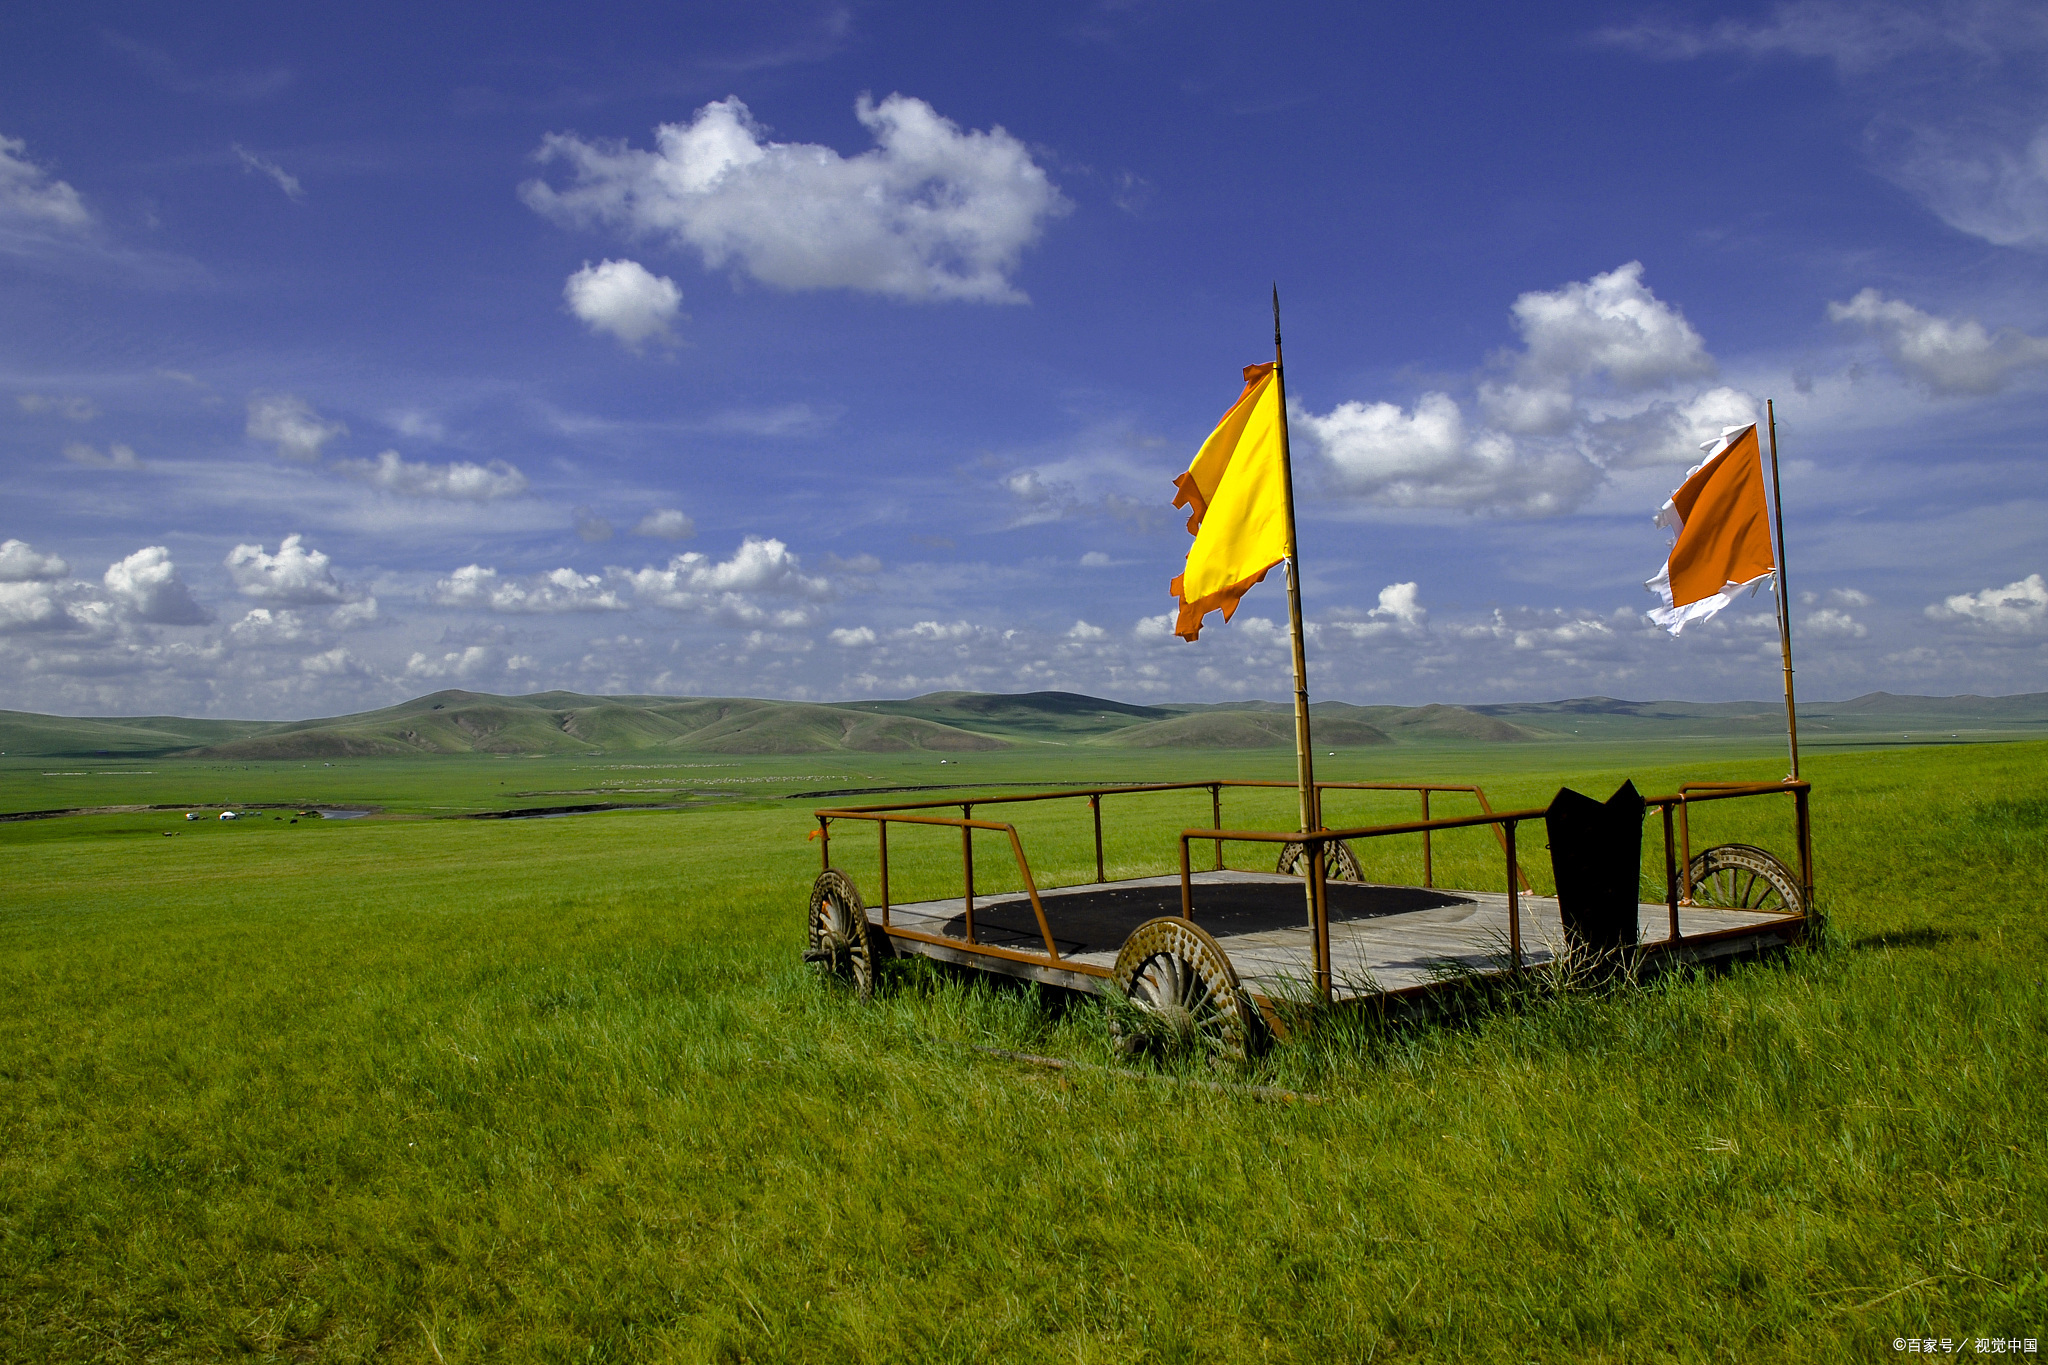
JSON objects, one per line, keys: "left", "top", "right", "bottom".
{"left": 1795, "top": 783, "right": 1814, "bottom": 914}
{"left": 1311, "top": 837, "right": 1332, "bottom": 1001}
{"left": 1679, "top": 798, "right": 1695, "bottom": 904}
{"left": 818, "top": 816, "right": 829, "bottom": 871}
{"left": 1211, "top": 783, "right": 1224, "bottom": 871}
{"left": 1506, "top": 819, "right": 1522, "bottom": 972}
{"left": 1421, "top": 789, "right": 1433, "bottom": 888}
{"left": 1090, "top": 793, "right": 1104, "bottom": 884}
{"left": 961, "top": 805, "right": 975, "bottom": 944}
{"left": 1178, "top": 835, "right": 1193, "bottom": 919}
{"left": 1661, "top": 802, "right": 1679, "bottom": 943}
{"left": 878, "top": 818, "right": 891, "bottom": 927}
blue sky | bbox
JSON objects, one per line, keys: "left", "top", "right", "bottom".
{"left": 4, "top": 0, "right": 2046, "bottom": 718}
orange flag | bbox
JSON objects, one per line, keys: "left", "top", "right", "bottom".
{"left": 1647, "top": 424, "right": 1777, "bottom": 634}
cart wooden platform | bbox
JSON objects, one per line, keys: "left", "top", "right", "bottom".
{"left": 805, "top": 778, "right": 1813, "bottom": 1056}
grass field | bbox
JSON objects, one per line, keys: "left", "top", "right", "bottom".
{"left": 2, "top": 738, "right": 2045, "bottom": 1361}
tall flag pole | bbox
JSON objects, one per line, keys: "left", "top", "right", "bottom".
{"left": 1641, "top": 409, "right": 1802, "bottom": 782}
{"left": 1166, "top": 289, "right": 1325, "bottom": 992}
{"left": 1766, "top": 399, "right": 1800, "bottom": 780}
{"left": 1271, "top": 286, "right": 1318, "bottom": 840}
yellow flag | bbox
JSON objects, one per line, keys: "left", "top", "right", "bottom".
{"left": 1169, "top": 362, "right": 1292, "bottom": 640}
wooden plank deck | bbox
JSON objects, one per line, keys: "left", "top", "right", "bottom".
{"left": 874, "top": 870, "right": 1797, "bottom": 1002}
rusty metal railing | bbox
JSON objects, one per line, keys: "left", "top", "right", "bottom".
{"left": 1176, "top": 780, "right": 1812, "bottom": 1003}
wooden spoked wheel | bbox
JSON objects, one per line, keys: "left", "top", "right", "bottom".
{"left": 1110, "top": 917, "right": 1259, "bottom": 1062}
{"left": 1275, "top": 837, "right": 1363, "bottom": 882}
{"left": 806, "top": 869, "right": 880, "bottom": 999}
{"left": 1686, "top": 844, "right": 1803, "bottom": 915}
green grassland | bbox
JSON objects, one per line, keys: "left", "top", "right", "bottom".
{"left": 2, "top": 728, "right": 2046, "bottom": 1361}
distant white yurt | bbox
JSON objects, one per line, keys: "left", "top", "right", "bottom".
{"left": 219, "top": 811, "right": 239, "bottom": 821}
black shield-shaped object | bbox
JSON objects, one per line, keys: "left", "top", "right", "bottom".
{"left": 1543, "top": 780, "right": 1645, "bottom": 953}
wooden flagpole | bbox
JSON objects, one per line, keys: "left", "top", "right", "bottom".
{"left": 1271, "top": 285, "right": 1330, "bottom": 997}
{"left": 1765, "top": 399, "right": 1800, "bottom": 781}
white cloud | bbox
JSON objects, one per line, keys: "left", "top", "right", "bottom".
{"left": 522, "top": 93, "right": 1069, "bottom": 303}
{"left": 405, "top": 646, "right": 500, "bottom": 680}
{"left": 17, "top": 393, "right": 96, "bottom": 421}
{"left": 1067, "top": 619, "right": 1107, "bottom": 640}
{"left": 62, "top": 441, "right": 143, "bottom": 470}
{"left": 1133, "top": 612, "right": 1176, "bottom": 642}
{"left": 1297, "top": 263, "right": 1741, "bottom": 515}
{"left": 1369, "top": 581, "right": 1427, "bottom": 629}
{"left": 622, "top": 537, "right": 831, "bottom": 624}
{"left": 1803, "top": 607, "right": 1868, "bottom": 637}
{"left": 224, "top": 534, "right": 347, "bottom": 604}
{"left": 301, "top": 647, "right": 368, "bottom": 677}
{"left": 229, "top": 607, "right": 308, "bottom": 643}
{"left": 247, "top": 393, "right": 345, "bottom": 463}
{"left": 1927, "top": 572, "right": 2048, "bottom": 630}
{"left": 0, "top": 539, "right": 68, "bottom": 582}
{"left": 327, "top": 597, "right": 379, "bottom": 629}
{"left": 103, "top": 546, "right": 209, "bottom": 625}
{"left": 829, "top": 626, "right": 877, "bottom": 647}
{"left": 232, "top": 144, "right": 304, "bottom": 201}
{"left": 1509, "top": 261, "right": 1714, "bottom": 392}
{"left": 573, "top": 506, "right": 614, "bottom": 542}
{"left": 564, "top": 258, "right": 681, "bottom": 349}
{"left": 1080, "top": 551, "right": 1113, "bottom": 568}
{"left": 899, "top": 619, "right": 975, "bottom": 641}
{"left": 332, "top": 450, "right": 529, "bottom": 500}
{"left": 633, "top": 507, "right": 695, "bottom": 539}
{"left": 1297, "top": 392, "right": 1604, "bottom": 515}
{"left": 0, "top": 580, "right": 72, "bottom": 633}
{"left": 1828, "top": 289, "right": 2048, "bottom": 393}
{"left": 0, "top": 134, "right": 91, "bottom": 234}
{"left": 434, "top": 565, "right": 625, "bottom": 614}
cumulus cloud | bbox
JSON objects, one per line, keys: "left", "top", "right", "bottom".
{"left": 0, "top": 539, "right": 68, "bottom": 582}
{"left": 1509, "top": 261, "right": 1715, "bottom": 392}
{"left": 1803, "top": 607, "right": 1869, "bottom": 637}
{"left": 1295, "top": 263, "right": 1739, "bottom": 516}
{"left": 1828, "top": 289, "right": 2048, "bottom": 393}
{"left": 233, "top": 144, "right": 304, "bottom": 201}
{"left": 633, "top": 507, "right": 695, "bottom": 539}
{"left": 899, "top": 619, "right": 976, "bottom": 641}
{"left": 404, "top": 645, "right": 502, "bottom": 680}
{"left": 621, "top": 536, "right": 830, "bottom": 624}
{"left": 564, "top": 258, "right": 681, "bottom": 349}
{"left": 224, "top": 534, "right": 347, "bottom": 604}
{"left": 1370, "top": 582, "right": 1427, "bottom": 629}
{"left": 327, "top": 597, "right": 378, "bottom": 629}
{"left": 1067, "top": 620, "right": 1107, "bottom": 640}
{"left": 0, "top": 579, "right": 72, "bottom": 633}
{"left": 1297, "top": 392, "right": 1604, "bottom": 515}
{"left": 229, "top": 607, "right": 308, "bottom": 644}
{"left": 103, "top": 546, "right": 209, "bottom": 625}
{"left": 301, "top": 647, "right": 368, "bottom": 677}
{"left": 829, "top": 626, "right": 877, "bottom": 646}
{"left": 247, "top": 393, "right": 346, "bottom": 463}
{"left": 332, "top": 450, "right": 529, "bottom": 500}
{"left": 0, "top": 134, "right": 91, "bottom": 236}
{"left": 434, "top": 564, "right": 625, "bottom": 614}
{"left": 1927, "top": 572, "right": 2048, "bottom": 630}
{"left": 62, "top": 441, "right": 143, "bottom": 470}
{"left": 522, "top": 93, "right": 1069, "bottom": 303}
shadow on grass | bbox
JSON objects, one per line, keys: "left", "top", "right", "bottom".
{"left": 1847, "top": 925, "right": 1980, "bottom": 951}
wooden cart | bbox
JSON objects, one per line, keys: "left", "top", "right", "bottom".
{"left": 805, "top": 777, "right": 1813, "bottom": 1057}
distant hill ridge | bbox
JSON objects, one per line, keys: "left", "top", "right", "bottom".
{"left": 0, "top": 687, "right": 2042, "bottom": 758}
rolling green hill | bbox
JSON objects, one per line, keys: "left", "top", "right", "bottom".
{"left": 4, "top": 686, "right": 2043, "bottom": 759}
